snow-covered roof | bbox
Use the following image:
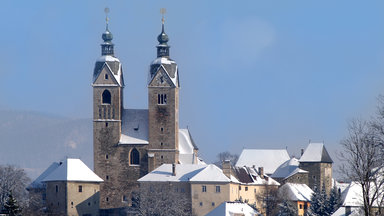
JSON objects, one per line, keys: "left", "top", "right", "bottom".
{"left": 27, "top": 162, "right": 60, "bottom": 189}
{"left": 299, "top": 143, "right": 333, "bottom": 163}
{"left": 97, "top": 55, "right": 120, "bottom": 63}
{"left": 340, "top": 181, "right": 384, "bottom": 208}
{"left": 119, "top": 109, "right": 149, "bottom": 145}
{"left": 331, "top": 206, "right": 363, "bottom": 216}
{"left": 332, "top": 179, "right": 349, "bottom": 194}
{"left": 93, "top": 55, "right": 124, "bottom": 86}
{"left": 233, "top": 166, "right": 280, "bottom": 186}
{"left": 189, "top": 164, "right": 232, "bottom": 182}
{"left": 236, "top": 149, "right": 290, "bottom": 174}
{"left": 278, "top": 183, "right": 313, "bottom": 202}
{"left": 119, "top": 117, "right": 201, "bottom": 164}
{"left": 42, "top": 158, "right": 103, "bottom": 182}
{"left": 341, "top": 182, "right": 364, "bottom": 207}
{"left": 148, "top": 57, "right": 179, "bottom": 87}
{"left": 138, "top": 164, "right": 207, "bottom": 182}
{"left": 179, "top": 129, "right": 198, "bottom": 154}
{"left": 138, "top": 164, "right": 237, "bottom": 183}
{"left": 271, "top": 158, "right": 308, "bottom": 179}
{"left": 206, "top": 202, "right": 260, "bottom": 216}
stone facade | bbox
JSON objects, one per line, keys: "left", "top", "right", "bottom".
{"left": 46, "top": 181, "right": 100, "bottom": 216}
{"left": 93, "top": 23, "right": 184, "bottom": 210}
{"left": 274, "top": 172, "right": 309, "bottom": 186}
{"left": 299, "top": 162, "right": 332, "bottom": 194}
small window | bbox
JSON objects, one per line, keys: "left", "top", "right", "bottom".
{"left": 161, "top": 142, "right": 163, "bottom": 146}
{"left": 105, "top": 154, "right": 109, "bottom": 159}
{"left": 245, "top": 186, "right": 248, "bottom": 191}
{"left": 239, "top": 186, "right": 241, "bottom": 191}
{"left": 105, "top": 122, "right": 108, "bottom": 127}
{"left": 200, "top": 202, "right": 203, "bottom": 206}
{"left": 122, "top": 195, "right": 128, "bottom": 202}
{"left": 161, "top": 127, "right": 164, "bottom": 132}
{"left": 130, "top": 148, "right": 140, "bottom": 165}
{"left": 161, "top": 155, "right": 163, "bottom": 159}
{"left": 216, "top": 186, "right": 221, "bottom": 193}
{"left": 157, "top": 94, "right": 167, "bottom": 105}
{"left": 106, "top": 175, "right": 109, "bottom": 180}
{"left": 212, "top": 202, "right": 215, "bottom": 206}
{"left": 78, "top": 185, "right": 82, "bottom": 192}
{"left": 88, "top": 202, "right": 91, "bottom": 206}
{"left": 102, "top": 90, "right": 111, "bottom": 104}
{"left": 105, "top": 74, "right": 109, "bottom": 80}
{"left": 106, "top": 197, "right": 109, "bottom": 202}
{"left": 300, "top": 204, "right": 303, "bottom": 209}
{"left": 55, "top": 185, "right": 59, "bottom": 193}
{"left": 202, "top": 185, "right": 207, "bottom": 192}
{"left": 313, "top": 175, "right": 316, "bottom": 179}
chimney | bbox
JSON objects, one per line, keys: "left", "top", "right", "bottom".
{"left": 259, "top": 167, "right": 264, "bottom": 179}
{"left": 148, "top": 153, "right": 155, "bottom": 172}
{"left": 222, "top": 160, "right": 231, "bottom": 178}
{"left": 172, "top": 163, "right": 176, "bottom": 176}
{"left": 345, "top": 206, "right": 351, "bottom": 216}
{"left": 301, "top": 148, "right": 304, "bottom": 156}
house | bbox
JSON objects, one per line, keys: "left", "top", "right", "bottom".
{"left": 138, "top": 162, "right": 279, "bottom": 216}
{"left": 206, "top": 202, "right": 260, "bottom": 216}
{"left": 332, "top": 181, "right": 384, "bottom": 216}
{"left": 41, "top": 158, "right": 103, "bottom": 216}
{"left": 271, "top": 157, "right": 309, "bottom": 185}
{"left": 299, "top": 143, "right": 333, "bottom": 194}
{"left": 278, "top": 183, "right": 313, "bottom": 216}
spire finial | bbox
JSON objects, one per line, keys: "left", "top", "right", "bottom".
{"left": 160, "top": 8, "right": 166, "bottom": 25}
{"left": 104, "top": 7, "right": 110, "bottom": 30}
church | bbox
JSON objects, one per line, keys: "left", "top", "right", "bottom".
{"left": 92, "top": 16, "right": 204, "bottom": 210}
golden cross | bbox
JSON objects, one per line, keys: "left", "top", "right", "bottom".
{"left": 160, "top": 8, "right": 166, "bottom": 24}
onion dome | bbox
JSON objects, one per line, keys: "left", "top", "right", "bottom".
{"left": 102, "top": 29, "right": 113, "bottom": 43}
{"left": 157, "top": 23, "right": 169, "bottom": 45}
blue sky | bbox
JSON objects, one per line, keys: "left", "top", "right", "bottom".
{"left": 1, "top": 1, "right": 384, "bottom": 167}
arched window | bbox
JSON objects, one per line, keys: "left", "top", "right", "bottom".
{"left": 102, "top": 90, "right": 111, "bottom": 104}
{"left": 130, "top": 148, "right": 140, "bottom": 165}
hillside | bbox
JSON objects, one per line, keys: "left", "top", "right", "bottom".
{"left": 0, "top": 110, "right": 92, "bottom": 179}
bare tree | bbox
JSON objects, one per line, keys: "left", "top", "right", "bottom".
{"left": 255, "top": 183, "right": 280, "bottom": 216}
{"left": 214, "top": 151, "right": 239, "bottom": 168}
{"left": 137, "top": 183, "right": 192, "bottom": 216}
{"left": 340, "top": 119, "right": 384, "bottom": 216}
{"left": 0, "top": 165, "right": 30, "bottom": 211}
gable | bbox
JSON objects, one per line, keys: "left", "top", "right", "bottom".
{"left": 148, "top": 65, "right": 175, "bottom": 87}
{"left": 94, "top": 63, "right": 120, "bottom": 85}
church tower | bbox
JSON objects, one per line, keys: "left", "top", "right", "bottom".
{"left": 147, "top": 18, "right": 180, "bottom": 170}
{"left": 92, "top": 19, "right": 124, "bottom": 208}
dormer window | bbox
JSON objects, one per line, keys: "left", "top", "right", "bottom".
{"left": 157, "top": 94, "right": 167, "bottom": 105}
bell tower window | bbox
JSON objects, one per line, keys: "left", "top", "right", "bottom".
{"left": 102, "top": 90, "right": 111, "bottom": 104}
{"left": 130, "top": 148, "right": 140, "bottom": 165}
{"left": 157, "top": 94, "right": 167, "bottom": 105}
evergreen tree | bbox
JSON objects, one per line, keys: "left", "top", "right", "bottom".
{"left": 327, "top": 185, "right": 341, "bottom": 214}
{"left": 277, "top": 199, "right": 296, "bottom": 216}
{"left": 4, "top": 191, "right": 21, "bottom": 216}
{"left": 310, "top": 185, "right": 330, "bottom": 216}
